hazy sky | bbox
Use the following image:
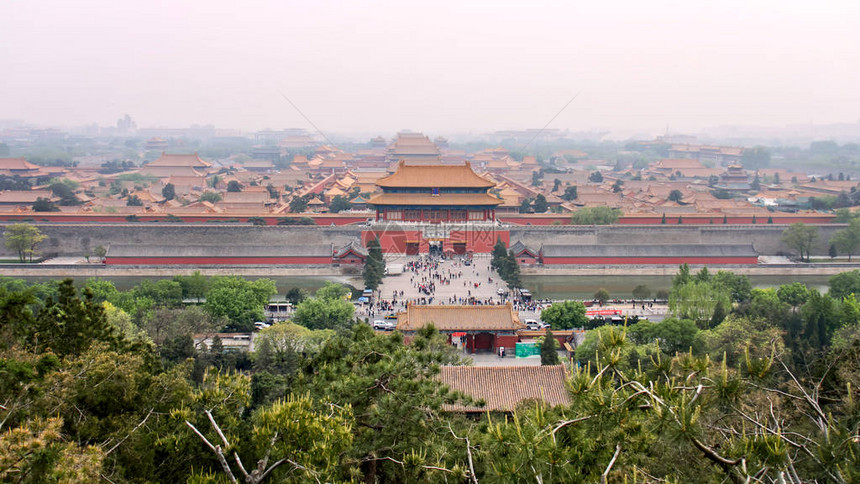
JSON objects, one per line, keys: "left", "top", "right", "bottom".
{"left": 1, "top": 0, "right": 858, "bottom": 136}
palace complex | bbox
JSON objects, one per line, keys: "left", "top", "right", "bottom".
{"left": 0, "top": 131, "right": 848, "bottom": 265}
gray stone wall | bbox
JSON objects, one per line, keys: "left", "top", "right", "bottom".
{"left": 0, "top": 223, "right": 363, "bottom": 259}
{"left": 509, "top": 224, "right": 845, "bottom": 257}
{"left": 0, "top": 222, "right": 846, "bottom": 260}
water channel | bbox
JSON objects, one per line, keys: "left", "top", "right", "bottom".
{"left": 10, "top": 273, "right": 834, "bottom": 300}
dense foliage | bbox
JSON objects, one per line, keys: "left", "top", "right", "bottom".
{"left": 2, "top": 267, "right": 860, "bottom": 482}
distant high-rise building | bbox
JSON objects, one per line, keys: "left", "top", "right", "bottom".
{"left": 116, "top": 114, "right": 137, "bottom": 133}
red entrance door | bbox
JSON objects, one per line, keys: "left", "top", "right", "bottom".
{"left": 474, "top": 333, "right": 494, "bottom": 350}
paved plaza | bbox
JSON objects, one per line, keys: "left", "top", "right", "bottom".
{"left": 357, "top": 254, "right": 512, "bottom": 320}
{"left": 357, "top": 253, "right": 668, "bottom": 323}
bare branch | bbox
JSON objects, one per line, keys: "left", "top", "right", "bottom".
{"left": 448, "top": 424, "right": 479, "bottom": 484}
{"left": 550, "top": 415, "right": 595, "bottom": 441}
{"left": 105, "top": 408, "right": 153, "bottom": 455}
{"left": 205, "top": 409, "right": 231, "bottom": 448}
{"left": 185, "top": 420, "right": 216, "bottom": 453}
{"left": 600, "top": 444, "right": 622, "bottom": 484}
{"left": 185, "top": 420, "right": 238, "bottom": 484}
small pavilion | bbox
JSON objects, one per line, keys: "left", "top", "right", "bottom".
{"left": 395, "top": 303, "right": 524, "bottom": 353}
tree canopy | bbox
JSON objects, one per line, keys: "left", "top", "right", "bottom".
{"left": 3, "top": 223, "right": 47, "bottom": 262}
{"left": 781, "top": 222, "right": 819, "bottom": 262}
{"left": 570, "top": 206, "right": 621, "bottom": 225}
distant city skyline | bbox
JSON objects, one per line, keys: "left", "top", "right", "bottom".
{"left": 1, "top": 1, "right": 858, "bottom": 136}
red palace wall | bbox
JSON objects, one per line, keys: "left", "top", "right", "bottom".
{"left": 0, "top": 213, "right": 368, "bottom": 226}
{"left": 362, "top": 229, "right": 510, "bottom": 254}
{"left": 498, "top": 214, "right": 836, "bottom": 225}
{"left": 0, "top": 212, "right": 834, "bottom": 226}
{"left": 495, "top": 334, "right": 519, "bottom": 350}
{"left": 541, "top": 256, "right": 759, "bottom": 265}
{"left": 105, "top": 256, "right": 333, "bottom": 265}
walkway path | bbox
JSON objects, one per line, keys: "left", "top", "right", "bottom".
{"left": 359, "top": 254, "right": 510, "bottom": 320}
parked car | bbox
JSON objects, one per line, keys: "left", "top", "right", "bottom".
{"left": 254, "top": 321, "right": 271, "bottom": 330}
{"left": 525, "top": 319, "right": 549, "bottom": 330}
{"left": 373, "top": 320, "right": 396, "bottom": 331}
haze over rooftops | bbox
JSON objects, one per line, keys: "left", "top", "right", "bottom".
{"left": 145, "top": 152, "right": 212, "bottom": 168}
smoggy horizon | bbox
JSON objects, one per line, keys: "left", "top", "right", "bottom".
{"left": 2, "top": 1, "right": 858, "bottom": 136}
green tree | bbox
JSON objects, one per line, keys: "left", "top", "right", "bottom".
{"left": 532, "top": 194, "right": 548, "bottom": 213}
{"left": 299, "top": 324, "right": 468, "bottom": 482}
{"left": 668, "top": 189, "right": 683, "bottom": 202}
{"left": 252, "top": 323, "right": 316, "bottom": 388}
{"left": 161, "top": 182, "right": 176, "bottom": 200}
{"left": 628, "top": 318, "right": 702, "bottom": 354}
{"left": 199, "top": 191, "right": 222, "bottom": 203}
{"left": 84, "top": 277, "right": 119, "bottom": 303}
{"left": 711, "top": 270, "right": 752, "bottom": 302}
{"left": 285, "top": 287, "right": 307, "bottom": 305}
{"left": 32, "top": 197, "right": 58, "bottom": 212}
{"left": 93, "top": 245, "right": 107, "bottom": 261}
{"left": 561, "top": 185, "right": 578, "bottom": 201}
{"left": 31, "top": 280, "right": 139, "bottom": 357}
{"left": 173, "top": 271, "right": 208, "bottom": 302}
{"left": 777, "top": 282, "right": 810, "bottom": 310}
{"left": 552, "top": 178, "right": 561, "bottom": 192}
{"left": 226, "top": 180, "right": 242, "bottom": 192}
{"left": 0, "top": 416, "right": 104, "bottom": 481}
{"left": 126, "top": 194, "right": 143, "bottom": 206}
{"left": 363, "top": 238, "right": 385, "bottom": 290}
{"left": 830, "top": 218, "right": 860, "bottom": 261}
{"left": 541, "top": 300, "right": 588, "bottom": 329}
{"left": 289, "top": 195, "right": 308, "bottom": 213}
{"left": 672, "top": 263, "right": 693, "bottom": 289}
{"left": 49, "top": 181, "right": 80, "bottom": 205}
{"left": 588, "top": 171, "right": 603, "bottom": 183}
{"left": 328, "top": 195, "right": 351, "bottom": 213}
{"left": 669, "top": 281, "right": 732, "bottom": 329}
{"left": 801, "top": 289, "right": 839, "bottom": 348}
{"left": 781, "top": 222, "right": 819, "bottom": 262}
{"left": 519, "top": 198, "right": 532, "bottom": 213}
{"left": 4, "top": 223, "right": 48, "bottom": 262}
{"left": 570, "top": 206, "right": 621, "bottom": 225}
{"left": 134, "top": 278, "right": 184, "bottom": 307}
{"left": 830, "top": 269, "right": 860, "bottom": 299}
{"left": 593, "top": 288, "right": 610, "bottom": 305}
{"left": 292, "top": 283, "right": 355, "bottom": 330}
{"left": 205, "top": 277, "right": 276, "bottom": 331}
{"left": 540, "top": 330, "right": 560, "bottom": 365}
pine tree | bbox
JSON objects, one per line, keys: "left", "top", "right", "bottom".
{"left": 363, "top": 238, "right": 385, "bottom": 290}
{"left": 540, "top": 330, "right": 560, "bottom": 365}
